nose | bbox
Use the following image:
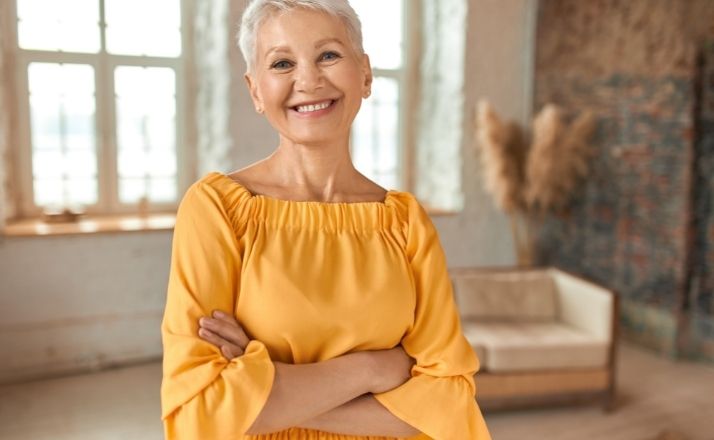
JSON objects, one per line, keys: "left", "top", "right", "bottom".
{"left": 294, "top": 63, "right": 323, "bottom": 93}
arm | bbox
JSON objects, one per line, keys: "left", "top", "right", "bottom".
{"left": 161, "top": 182, "right": 276, "bottom": 439}
{"left": 200, "top": 312, "right": 417, "bottom": 435}
{"left": 297, "top": 394, "right": 420, "bottom": 437}
{"left": 371, "top": 195, "right": 493, "bottom": 439}
{"left": 246, "top": 353, "right": 371, "bottom": 434}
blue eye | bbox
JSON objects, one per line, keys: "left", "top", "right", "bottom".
{"left": 321, "top": 51, "right": 341, "bottom": 61}
{"left": 271, "top": 60, "right": 292, "bottom": 69}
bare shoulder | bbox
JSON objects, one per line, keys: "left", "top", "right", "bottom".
{"left": 352, "top": 174, "right": 390, "bottom": 202}
{"left": 225, "top": 161, "right": 274, "bottom": 196}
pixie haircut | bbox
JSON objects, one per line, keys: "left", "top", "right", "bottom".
{"left": 238, "top": 0, "right": 364, "bottom": 72}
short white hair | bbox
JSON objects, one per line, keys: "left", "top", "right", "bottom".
{"left": 238, "top": 0, "right": 364, "bottom": 72}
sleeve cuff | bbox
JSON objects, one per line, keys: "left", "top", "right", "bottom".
{"left": 373, "top": 374, "right": 492, "bottom": 440}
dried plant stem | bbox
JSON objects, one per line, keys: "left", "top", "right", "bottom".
{"left": 510, "top": 213, "right": 538, "bottom": 267}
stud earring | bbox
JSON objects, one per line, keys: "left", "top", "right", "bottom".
{"left": 256, "top": 107, "right": 263, "bottom": 114}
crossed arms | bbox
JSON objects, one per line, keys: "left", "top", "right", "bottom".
{"left": 197, "top": 310, "right": 420, "bottom": 436}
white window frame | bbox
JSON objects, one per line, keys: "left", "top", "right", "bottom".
{"left": 8, "top": 0, "right": 192, "bottom": 218}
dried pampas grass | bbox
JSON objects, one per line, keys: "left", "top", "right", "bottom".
{"left": 526, "top": 104, "right": 596, "bottom": 215}
{"left": 475, "top": 101, "right": 527, "bottom": 214}
{"left": 474, "top": 100, "right": 596, "bottom": 265}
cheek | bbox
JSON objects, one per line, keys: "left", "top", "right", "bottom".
{"left": 258, "top": 77, "right": 290, "bottom": 107}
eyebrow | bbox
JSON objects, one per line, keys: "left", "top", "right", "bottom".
{"left": 264, "top": 38, "right": 345, "bottom": 58}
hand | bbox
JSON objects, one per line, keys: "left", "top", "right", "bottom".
{"left": 198, "top": 310, "right": 250, "bottom": 360}
{"left": 367, "top": 346, "right": 415, "bottom": 394}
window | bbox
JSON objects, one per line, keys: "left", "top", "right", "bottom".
{"left": 11, "top": 0, "right": 186, "bottom": 216}
{"left": 350, "top": 0, "right": 414, "bottom": 191}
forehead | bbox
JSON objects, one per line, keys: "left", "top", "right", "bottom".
{"left": 256, "top": 8, "right": 351, "bottom": 54}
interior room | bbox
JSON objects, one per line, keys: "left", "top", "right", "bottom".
{"left": 1, "top": 0, "right": 713, "bottom": 439}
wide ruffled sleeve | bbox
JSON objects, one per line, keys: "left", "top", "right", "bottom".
{"left": 160, "top": 180, "right": 275, "bottom": 439}
{"left": 374, "top": 194, "right": 492, "bottom": 440}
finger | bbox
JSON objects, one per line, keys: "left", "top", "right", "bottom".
{"left": 206, "top": 313, "right": 251, "bottom": 348}
{"left": 200, "top": 317, "right": 247, "bottom": 347}
{"left": 198, "top": 326, "right": 229, "bottom": 347}
{"left": 199, "top": 328, "right": 244, "bottom": 357}
{"left": 221, "top": 344, "right": 243, "bottom": 360}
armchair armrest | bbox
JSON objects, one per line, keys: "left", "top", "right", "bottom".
{"left": 550, "top": 269, "right": 616, "bottom": 341}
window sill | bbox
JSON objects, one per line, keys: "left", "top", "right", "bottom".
{"left": 424, "top": 207, "right": 461, "bottom": 217}
{"left": 2, "top": 207, "right": 458, "bottom": 238}
{"left": 3, "top": 213, "right": 176, "bottom": 237}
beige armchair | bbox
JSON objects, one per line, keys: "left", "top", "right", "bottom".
{"left": 450, "top": 267, "right": 618, "bottom": 411}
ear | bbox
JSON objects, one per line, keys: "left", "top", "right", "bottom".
{"left": 244, "top": 72, "right": 264, "bottom": 113}
{"left": 361, "top": 54, "right": 373, "bottom": 97}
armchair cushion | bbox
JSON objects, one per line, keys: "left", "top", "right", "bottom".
{"left": 463, "top": 321, "right": 609, "bottom": 371}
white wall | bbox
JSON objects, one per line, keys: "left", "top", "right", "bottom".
{"left": 0, "top": 232, "right": 171, "bottom": 383}
{"left": 0, "top": 0, "right": 535, "bottom": 383}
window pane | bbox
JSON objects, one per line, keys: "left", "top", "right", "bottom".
{"left": 28, "top": 62, "right": 98, "bottom": 208}
{"left": 118, "top": 177, "right": 176, "bottom": 204}
{"left": 119, "top": 178, "right": 147, "bottom": 204}
{"left": 352, "top": 77, "right": 400, "bottom": 188}
{"left": 351, "top": 0, "right": 403, "bottom": 70}
{"left": 29, "top": 95, "right": 62, "bottom": 150}
{"left": 149, "top": 178, "right": 177, "bottom": 202}
{"left": 66, "top": 178, "right": 97, "bottom": 205}
{"left": 115, "top": 66, "right": 178, "bottom": 203}
{"left": 105, "top": 0, "right": 182, "bottom": 57}
{"left": 34, "top": 179, "right": 64, "bottom": 206}
{"left": 17, "top": 0, "right": 100, "bottom": 53}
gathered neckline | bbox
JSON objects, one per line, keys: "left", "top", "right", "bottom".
{"left": 212, "top": 172, "right": 397, "bottom": 206}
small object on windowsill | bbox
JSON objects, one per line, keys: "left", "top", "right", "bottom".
{"left": 41, "top": 205, "right": 86, "bottom": 223}
{"left": 138, "top": 196, "right": 150, "bottom": 218}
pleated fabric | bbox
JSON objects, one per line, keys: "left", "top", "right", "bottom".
{"left": 160, "top": 172, "right": 492, "bottom": 440}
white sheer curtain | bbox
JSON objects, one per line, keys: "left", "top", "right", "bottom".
{"left": 415, "top": 0, "right": 468, "bottom": 211}
{"left": 193, "top": 0, "right": 234, "bottom": 178}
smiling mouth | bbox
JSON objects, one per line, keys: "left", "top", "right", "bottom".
{"left": 292, "top": 100, "right": 336, "bottom": 113}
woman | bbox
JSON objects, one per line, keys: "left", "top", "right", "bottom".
{"left": 160, "top": 0, "right": 491, "bottom": 438}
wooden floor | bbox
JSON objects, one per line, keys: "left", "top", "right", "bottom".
{"left": 0, "top": 342, "right": 712, "bottom": 440}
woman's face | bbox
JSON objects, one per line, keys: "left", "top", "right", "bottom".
{"left": 245, "top": 8, "right": 372, "bottom": 146}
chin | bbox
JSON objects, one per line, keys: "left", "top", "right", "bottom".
{"left": 285, "top": 128, "right": 349, "bottom": 146}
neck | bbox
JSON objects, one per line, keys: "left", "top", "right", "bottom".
{"left": 264, "top": 135, "right": 361, "bottom": 199}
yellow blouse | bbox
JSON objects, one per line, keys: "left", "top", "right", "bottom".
{"left": 160, "top": 172, "right": 491, "bottom": 440}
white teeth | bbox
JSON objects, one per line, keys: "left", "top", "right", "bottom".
{"left": 296, "top": 101, "right": 332, "bottom": 113}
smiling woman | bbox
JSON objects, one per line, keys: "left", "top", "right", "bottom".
{"left": 159, "top": 1, "right": 492, "bottom": 439}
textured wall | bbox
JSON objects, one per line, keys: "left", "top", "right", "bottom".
{"left": 534, "top": 0, "right": 714, "bottom": 359}
{"left": 0, "top": 1, "right": 16, "bottom": 229}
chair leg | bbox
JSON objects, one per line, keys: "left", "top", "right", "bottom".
{"left": 603, "top": 388, "right": 617, "bottom": 413}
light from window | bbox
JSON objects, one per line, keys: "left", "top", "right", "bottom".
{"left": 28, "top": 62, "right": 98, "bottom": 207}
{"left": 115, "top": 66, "right": 177, "bottom": 203}
{"left": 351, "top": 0, "right": 403, "bottom": 70}
{"left": 352, "top": 77, "right": 400, "bottom": 190}
{"left": 349, "top": 0, "right": 404, "bottom": 190}
{"left": 105, "top": 0, "right": 182, "bottom": 57}
{"left": 17, "top": 0, "right": 101, "bottom": 53}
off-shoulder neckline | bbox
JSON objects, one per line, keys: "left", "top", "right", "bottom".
{"left": 211, "top": 172, "right": 398, "bottom": 206}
